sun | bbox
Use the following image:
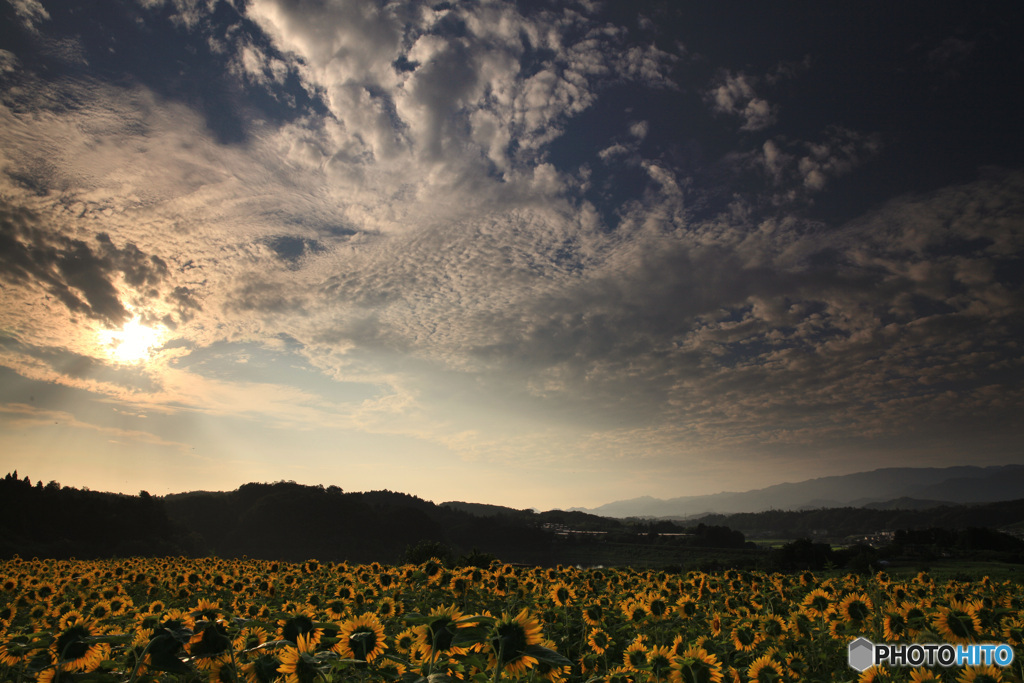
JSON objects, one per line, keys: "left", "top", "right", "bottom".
{"left": 101, "top": 316, "right": 165, "bottom": 364}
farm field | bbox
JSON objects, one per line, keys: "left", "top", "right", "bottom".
{"left": 1, "top": 556, "right": 1021, "bottom": 682}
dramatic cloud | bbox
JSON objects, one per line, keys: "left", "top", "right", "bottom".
{"left": 708, "top": 70, "right": 776, "bottom": 131}
{"left": 0, "top": 206, "right": 169, "bottom": 325}
{"left": 0, "top": 0, "right": 1021, "bottom": 507}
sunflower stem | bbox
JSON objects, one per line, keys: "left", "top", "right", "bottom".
{"left": 127, "top": 635, "right": 159, "bottom": 683}
{"left": 426, "top": 620, "right": 440, "bottom": 677}
{"left": 228, "top": 644, "right": 242, "bottom": 683}
{"left": 491, "top": 638, "right": 505, "bottom": 683}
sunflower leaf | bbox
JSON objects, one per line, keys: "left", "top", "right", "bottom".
{"left": 236, "top": 619, "right": 277, "bottom": 631}
{"left": 154, "top": 625, "right": 193, "bottom": 644}
{"left": 243, "top": 639, "right": 297, "bottom": 653}
{"left": 459, "top": 653, "right": 489, "bottom": 671}
{"left": 81, "top": 634, "right": 132, "bottom": 645}
{"left": 454, "top": 614, "right": 495, "bottom": 626}
{"left": 401, "top": 613, "right": 435, "bottom": 625}
{"left": 330, "top": 657, "right": 368, "bottom": 666}
{"left": 312, "top": 651, "right": 340, "bottom": 664}
{"left": 188, "top": 622, "right": 230, "bottom": 656}
{"left": 146, "top": 633, "right": 190, "bottom": 674}
{"left": 349, "top": 631, "right": 377, "bottom": 643}
{"left": 69, "top": 673, "right": 123, "bottom": 683}
{"left": 313, "top": 621, "right": 338, "bottom": 629}
{"left": 450, "top": 625, "right": 491, "bottom": 647}
{"left": 523, "top": 645, "right": 573, "bottom": 668}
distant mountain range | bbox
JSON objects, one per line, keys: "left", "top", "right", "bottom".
{"left": 570, "top": 465, "right": 1024, "bottom": 518}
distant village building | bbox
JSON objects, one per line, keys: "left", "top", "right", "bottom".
{"left": 843, "top": 530, "right": 895, "bottom": 547}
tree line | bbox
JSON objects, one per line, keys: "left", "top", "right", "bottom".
{"left": 5, "top": 473, "right": 1021, "bottom": 571}
{"left": 0, "top": 474, "right": 745, "bottom": 565}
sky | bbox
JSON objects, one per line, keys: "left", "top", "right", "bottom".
{"left": 1, "top": 0, "right": 1022, "bottom": 511}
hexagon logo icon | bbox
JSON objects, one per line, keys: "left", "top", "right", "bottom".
{"left": 848, "top": 637, "right": 875, "bottom": 672}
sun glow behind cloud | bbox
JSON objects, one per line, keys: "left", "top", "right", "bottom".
{"left": 99, "top": 316, "right": 166, "bottom": 365}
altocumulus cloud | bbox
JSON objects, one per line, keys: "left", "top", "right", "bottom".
{"left": 0, "top": 0, "right": 1022, "bottom": 504}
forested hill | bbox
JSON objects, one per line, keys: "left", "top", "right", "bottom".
{"left": 160, "top": 481, "right": 553, "bottom": 565}
{"left": 5, "top": 472, "right": 1024, "bottom": 566}
{"left": 690, "top": 498, "right": 1024, "bottom": 538}
{"left": 0, "top": 474, "right": 750, "bottom": 565}
{"left": 0, "top": 472, "right": 177, "bottom": 558}
{"left": 0, "top": 473, "right": 548, "bottom": 563}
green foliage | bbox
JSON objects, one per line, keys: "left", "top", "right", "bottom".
{"left": 406, "top": 540, "right": 454, "bottom": 566}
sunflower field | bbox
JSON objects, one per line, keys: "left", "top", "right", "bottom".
{"left": 1, "top": 556, "right": 1021, "bottom": 683}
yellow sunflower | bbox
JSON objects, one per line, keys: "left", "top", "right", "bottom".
{"left": 322, "top": 598, "right": 347, "bottom": 621}
{"left": 375, "top": 659, "right": 408, "bottom": 680}
{"left": 233, "top": 625, "right": 271, "bottom": 653}
{"left": 785, "top": 652, "right": 808, "bottom": 679}
{"left": 730, "top": 621, "right": 763, "bottom": 653}
{"left": 883, "top": 612, "right": 907, "bottom": 641}
{"left": 677, "top": 596, "right": 700, "bottom": 620}
{"left": 535, "top": 638, "right": 570, "bottom": 683}
{"left": 646, "top": 595, "right": 672, "bottom": 620}
{"left": 955, "top": 664, "right": 1003, "bottom": 683}
{"left": 588, "top": 628, "right": 612, "bottom": 655}
{"left": 0, "top": 634, "right": 33, "bottom": 668}
{"left": 334, "top": 612, "right": 387, "bottom": 663}
{"left": 903, "top": 602, "right": 931, "bottom": 636}
{"left": 859, "top": 665, "right": 895, "bottom": 683}
{"left": 709, "top": 612, "right": 723, "bottom": 637}
{"left": 788, "top": 612, "right": 813, "bottom": 638}
{"left": 449, "top": 575, "right": 470, "bottom": 597}
{"left": 488, "top": 608, "right": 544, "bottom": 677}
{"left": 277, "top": 632, "right": 320, "bottom": 683}
{"left": 34, "top": 581, "right": 57, "bottom": 602}
{"left": 394, "top": 626, "right": 419, "bottom": 655}
{"left": 800, "top": 587, "right": 833, "bottom": 618}
{"left": 414, "top": 604, "right": 469, "bottom": 661}
{"left": 1001, "top": 617, "right": 1024, "bottom": 646}
{"left": 421, "top": 557, "right": 446, "bottom": 585}
{"left": 746, "top": 654, "right": 784, "bottom": 683}
{"left": 622, "top": 636, "right": 648, "bottom": 671}
{"left": 580, "top": 651, "right": 601, "bottom": 676}
{"left": 839, "top": 593, "right": 874, "bottom": 624}
{"left": 203, "top": 653, "right": 238, "bottom": 683}
{"left": 27, "top": 602, "right": 49, "bottom": 622}
{"left": 549, "top": 582, "right": 576, "bottom": 607}
{"left": 620, "top": 598, "right": 649, "bottom": 623}
{"left": 582, "top": 603, "right": 605, "bottom": 627}
{"left": 107, "top": 594, "right": 132, "bottom": 616}
{"left": 935, "top": 603, "right": 983, "bottom": 645}
{"left": 759, "top": 614, "right": 787, "bottom": 638}
{"left": 375, "top": 596, "right": 399, "bottom": 618}
{"left": 670, "top": 645, "right": 724, "bottom": 683}
{"left": 647, "top": 645, "right": 674, "bottom": 679}
{"left": 193, "top": 597, "right": 222, "bottom": 617}
{"left": 277, "top": 612, "right": 322, "bottom": 648}
{"left": 49, "top": 615, "right": 108, "bottom": 673}
{"left": 602, "top": 665, "right": 637, "bottom": 682}
{"left": 669, "top": 634, "right": 689, "bottom": 659}
{"left": 909, "top": 667, "right": 943, "bottom": 682}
